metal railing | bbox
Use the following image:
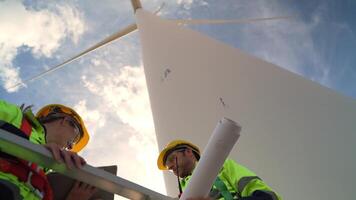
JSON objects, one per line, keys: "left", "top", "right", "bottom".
{"left": 0, "top": 129, "right": 173, "bottom": 200}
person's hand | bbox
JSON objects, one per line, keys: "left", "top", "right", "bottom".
{"left": 65, "top": 181, "right": 97, "bottom": 200}
{"left": 44, "top": 143, "right": 86, "bottom": 169}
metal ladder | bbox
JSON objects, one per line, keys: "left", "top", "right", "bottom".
{"left": 0, "top": 129, "right": 174, "bottom": 200}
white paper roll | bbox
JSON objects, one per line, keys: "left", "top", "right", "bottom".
{"left": 179, "top": 117, "right": 241, "bottom": 199}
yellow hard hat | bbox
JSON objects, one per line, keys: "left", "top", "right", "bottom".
{"left": 157, "top": 139, "right": 200, "bottom": 170}
{"left": 36, "top": 104, "right": 89, "bottom": 152}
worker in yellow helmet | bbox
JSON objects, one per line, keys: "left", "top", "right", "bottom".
{"left": 157, "top": 140, "right": 282, "bottom": 200}
{"left": 0, "top": 100, "right": 96, "bottom": 200}
{"left": 36, "top": 103, "right": 89, "bottom": 153}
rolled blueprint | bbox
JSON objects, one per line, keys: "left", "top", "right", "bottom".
{"left": 180, "top": 117, "right": 241, "bottom": 200}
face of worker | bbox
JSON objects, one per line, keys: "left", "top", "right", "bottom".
{"left": 165, "top": 148, "right": 197, "bottom": 178}
{"left": 45, "top": 116, "right": 81, "bottom": 150}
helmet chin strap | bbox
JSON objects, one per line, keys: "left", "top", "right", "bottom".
{"left": 176, "top": 157, "right": 183, "bottom": 196}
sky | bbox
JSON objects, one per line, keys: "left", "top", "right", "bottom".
{"left": 0, "top": 0, "right": 355, "bottom": 199}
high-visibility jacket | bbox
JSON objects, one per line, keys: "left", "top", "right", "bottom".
{"left": 180, "top": 159, "right": 282, "bottom": 200}
{"left": 0, "top": 100, "right": 51, "bottom": 200}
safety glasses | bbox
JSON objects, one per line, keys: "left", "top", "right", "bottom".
{"left": 63, "top": 117, "right": 81, "bottom": 150}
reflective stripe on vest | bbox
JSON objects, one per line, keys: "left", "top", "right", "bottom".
{"left": 236, "top": 176, "right": 261, "bottom": 198}
{"left": 20, "top": 117, "right": 32, "bottom": 137}
{"left": 0, "top": 118, "right": 53, "bottom": 200}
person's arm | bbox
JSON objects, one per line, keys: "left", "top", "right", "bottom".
{"left": 238, "top": 179, "right": 280, "bottom": 200}
{"left": 223, "top": 159, "right": 281, "bottom": 200}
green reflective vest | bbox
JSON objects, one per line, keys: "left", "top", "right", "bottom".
{"left": 180, "top": 159, "right": 282, "bottom": 200}
{"left": 0, "top": 100, "right": 46, "bottom": 200}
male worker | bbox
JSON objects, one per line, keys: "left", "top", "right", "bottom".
{"left": 157, "top": 140, "right": 282, "bottom": 200}
{"left": 0, "top": 100, "right": 95, "bottom": 200}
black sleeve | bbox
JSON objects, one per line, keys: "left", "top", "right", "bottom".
{"left": 239, "top": 190, "right": 278, "bottom": 200}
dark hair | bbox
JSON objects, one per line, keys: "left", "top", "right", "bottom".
{"left": 37, "top": 114, "right": 64, "bottom": 124}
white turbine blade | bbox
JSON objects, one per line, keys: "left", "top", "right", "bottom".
{"left": 7, "top": 23, "right": 137, "bottom": 90}
{"left": 135, "top": 9, "right": 356, "bottom": 198}
{"left": 173, "top": 15, "right": 294, "bottom": 25}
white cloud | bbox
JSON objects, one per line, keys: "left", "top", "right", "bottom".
{"left": 0, "top": 60, "right": 24, "bottom": 92}
{"left": 177, "top": 0, "right": 208, "bottom": 10}
{"left": 82, "top": 66, "right": 154, "bottom": 134}
{"left": 90, "top": 58, "right": 102, "bottom": 66}
{"left": 73, "top": 100, "right": 106, "bottom": 137}
{"left": 238, "top": 1, "right": 331, "bottom": 86}
{"left": 177, "top": 0, "right": 193, "bottom": 9}
{"left": 56, "top": 4, "right": 87, "bottom": 45}
{"left": 81, "top": 64, "right": 166, "bottom": 194}
{"left": 0, "top": 1, "right": 87, "bottom": 92}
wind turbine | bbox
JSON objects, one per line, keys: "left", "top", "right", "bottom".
{"left": 6, "top": 1, "right": 356, "bottom": 200}
{"left": 132, "top": 1, "right": 356, "bottom": 199}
